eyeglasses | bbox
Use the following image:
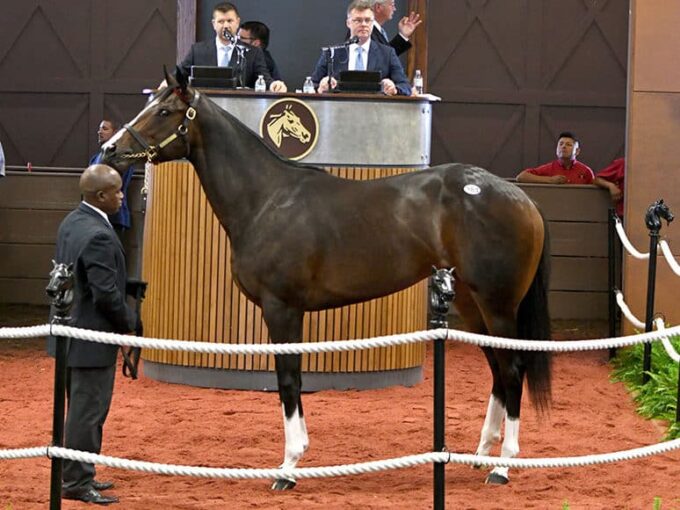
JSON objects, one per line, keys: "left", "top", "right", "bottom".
{"left": 350, "top": 17, "right": 374, "bottom": 25}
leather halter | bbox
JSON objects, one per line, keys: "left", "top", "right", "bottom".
{"left": 122, "top": 89, "right": 200, "bottom": 163}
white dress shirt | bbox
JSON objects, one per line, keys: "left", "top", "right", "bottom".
{"left": 347, "top": 40, "right": 372, "bottom": 71}
{"left": 82, "top": 201, "right": 112, "bottom": 228}
{"left": 215, "top": 36, "right": 233, "bottom": 67}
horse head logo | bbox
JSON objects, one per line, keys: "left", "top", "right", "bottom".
{"left": 46, "top": 260, "right": 75, "bottom": 313}
{"left": 645, "top": 199, "right": 674, "bottom": 232}
{"left": 266, "top": 105, "right": 311, "bottom": 148}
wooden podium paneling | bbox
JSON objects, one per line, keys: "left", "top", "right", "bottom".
{"left": 140, "top": 161, "right": 427, "bottom": 390}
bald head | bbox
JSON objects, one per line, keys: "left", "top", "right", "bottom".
{"left": 80, "top": 164, "right": 123, "bottom": 215}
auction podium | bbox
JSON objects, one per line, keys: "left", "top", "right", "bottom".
{"left": 140, "top": 90, "right": 433, "bottom": 391}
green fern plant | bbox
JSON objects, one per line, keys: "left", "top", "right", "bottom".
{"left": 611, "top": 334, "right": 680, "bottom": 440}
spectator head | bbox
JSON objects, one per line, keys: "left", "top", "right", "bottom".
{"left": 556, "top": 131, "right": 580, "bottom": 162}
{"left": 371, "top": 0, "right": 396, "bottom": 24}
{"left": 239, "top": 21, "right": 270, "bottom": 49}
{"left": 347, "top": 1, "right": 375, "bottom": 44}
{"left": 212, "top": 2, "right": 241, "bottom": 44}
{"left": 97, "top": 120, "right": 118, "bottom": 146}
{"left": 80, "top": 164, "right": 123, "bottom": 215}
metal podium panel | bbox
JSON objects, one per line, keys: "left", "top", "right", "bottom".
{"left": 209, "top": 92, "right": 432, "bottom": 167}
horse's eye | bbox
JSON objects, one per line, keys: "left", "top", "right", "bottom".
{"left": 159, "top": 109, "right": 170, "bottom": 117}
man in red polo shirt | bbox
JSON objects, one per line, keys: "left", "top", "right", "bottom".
{"left": 516, "top": 131, "right": 594, "bottom": 185}
{"left": 593, "top": 157, "right": 625, "bottom": 217}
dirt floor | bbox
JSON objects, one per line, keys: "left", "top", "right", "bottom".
{"left": 0, "top": 306, "right": 678, "bottom": 509}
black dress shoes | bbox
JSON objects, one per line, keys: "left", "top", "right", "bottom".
{"left": 92, "top": 480, "right": 115, "bottom": 491}
{"left": 62, "top": 486, "right": 119, "bottom": 505}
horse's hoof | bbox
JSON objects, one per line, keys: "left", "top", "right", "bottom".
{"left": 271, "top": 478, "right": 296, "bottom": 491}
{"left": 485, "top": 472, "right": 509, "bottom": 485}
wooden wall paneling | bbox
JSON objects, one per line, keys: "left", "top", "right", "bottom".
{"left": 406, "top": 0, "right": 428, "bottom": 82}
{"left": 176, "top": 0, "right": 197, "bottom": 63}
{"left": 548, "top": 222, "right": 608, "bottom": 257}
{"left": 624, "top": 0, "right": 680, "bottom": 331}
{"left": 0, "top": 1, "right": 176, "bottom": 167}
{"left": 427, "top": 0, "right": 628, "bottom": 177}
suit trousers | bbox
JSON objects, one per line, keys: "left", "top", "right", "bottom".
{"left": 62, "top": 364, "right": 116, "bottom": 490}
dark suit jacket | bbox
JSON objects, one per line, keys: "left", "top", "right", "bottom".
{"left": 372, "top": 25, "right": 411, "bottom": 56}
{"left": 311, "top": 41, "right": 412, "bottom": 96}
{"left": 263, "top": 48, "right": 282, "bottom": 82}
{"left": 47, "top": 203, "right": 134, "bottom": 367}
{"left": 179, "top": 39, "right": 273, "bottom": 88}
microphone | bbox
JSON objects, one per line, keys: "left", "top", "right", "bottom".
{"left": 222, "top": 28, "right": 237, "bottom": 44}
{"left": 323, "top": 36, "right": 360, "bottom": 51}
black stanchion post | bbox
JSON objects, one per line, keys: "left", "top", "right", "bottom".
{"left": 608, "top": 208, "right": 617, "bottom": 359}
{"left": 46, "top": 262, "right": 74, "bottom": 510}
{"left": 428, "top": 268, "right": 455, "bottom": 510}
{"left": 643, "top": 203, "right": 663, "bottom": 385}
{"left": 432, "top": 334, "right": 445, "bottom": 510}
{"left": 50, "top": 323, "right": 68, "bottom": 510}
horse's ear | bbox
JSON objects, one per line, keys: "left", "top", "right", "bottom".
{"left": 51, "top": 259, "right": 56, "bottom": 268}
{"left": 174, "top": 65, "right": 189, "bottom": 92}
{"left": 163, "top": 65, "right": 179, "bottom": 88}
{"left": 431, "top": 266, "right": 438, "bottom": 275}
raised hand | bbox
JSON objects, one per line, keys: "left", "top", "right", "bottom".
{"left": 398, "top": 12, "right": 422, "bottom": 39}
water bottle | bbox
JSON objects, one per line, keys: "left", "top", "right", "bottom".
{"left": 302, "top": 76, "right": 315, "bottom": 94}
{"left": 254, "top": 74, "right": 266, "bottom": 92}
{"left": 413, "top": 69, "right": 424, "bottom": 95}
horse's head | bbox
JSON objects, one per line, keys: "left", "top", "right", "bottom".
{"left": 46, "top": 260, "right": 75, "bottom": 313}
{"left": 431, "top": 267, "right": 455, "bottom": 302}
{"left": 267, "top": 106, "right": 311, "bottom": 148}
{"left": 429, "top": 267, "right": 455, "bottom": 318}
{"left": 645, "top": 199, "right": 674, "bottom": 231}
{"left": 279, "top": 107, "right": 311, "bottom": 144}
{"left": 101, "top": 67, "right": 200, "bottom": 172}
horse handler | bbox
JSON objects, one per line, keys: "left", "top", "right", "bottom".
{"left": 47, "top": 164, "right": 136, "bottom": 505}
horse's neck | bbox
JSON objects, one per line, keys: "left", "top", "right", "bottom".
{"left": 188, "top": 101, "right": 292, "bottom": 240}
{"left": 268, "top": 116, "right": 285, "bottom": 131}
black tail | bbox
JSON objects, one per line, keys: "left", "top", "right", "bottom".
{"left": 517, "top": 210, "right": 552, "bottom": 413}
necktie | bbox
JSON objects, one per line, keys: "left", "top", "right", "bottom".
{"left": 380, "top": 26, "right": 389, "bottom": 42}
{"left": 219, "top": 45, "right": 232, "bottom": 67}
{"left": 356, "top": 46, "right": 365, "bottom": 71}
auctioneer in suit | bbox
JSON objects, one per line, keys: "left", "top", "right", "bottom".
{"left": 179, "top": 39, "right": 273, "bottom": 88}
{"left": 310, "top": 40, "right": 412, "bottom": 96}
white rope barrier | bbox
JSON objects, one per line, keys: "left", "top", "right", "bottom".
{"left": 0, "top": 447, "right": 49, "bottom": 460}
{"left": 615, "top": 291, "right": 646, "bottom": 330}
{"left": 2, "top": 323, "right": 680, "bottom": 356}
{"left": 615, "top": 218, "right": 680, "bottom": 275}
{"left": 613, "top": 294, "right": 680, "bottom": 363}
{"left": 615, "top": 217, "right": 649, "bottom": 260}
{"left": 659, "top": 240, "right": 680, "bottom": 277}
{"left": 654, "top": 318, "right": 680, "bottom": 364}
{"left": 0, "top": 324, "right": 50, "bottom": 339}
{"left": 2, "top": 439, "right": 679, "bottom": 478}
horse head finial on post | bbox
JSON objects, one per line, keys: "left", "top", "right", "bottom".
{"left": 46, "top": 260, "right": 74, "bottom": 318}
{"left": 429, "top": 266, "right": 455, "bottom": 328}
{"left": 645, "top": 199, "right": 674, "bottom": 233}
{"left": 45, "top": 259, "right": 74, "bottom": 508}
{"left": 641, "top": 199, "right": 674, "bottom": 385}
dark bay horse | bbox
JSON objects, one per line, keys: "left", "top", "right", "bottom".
{"left": 102, "top": 70, "right": 552, "bottom": 488}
